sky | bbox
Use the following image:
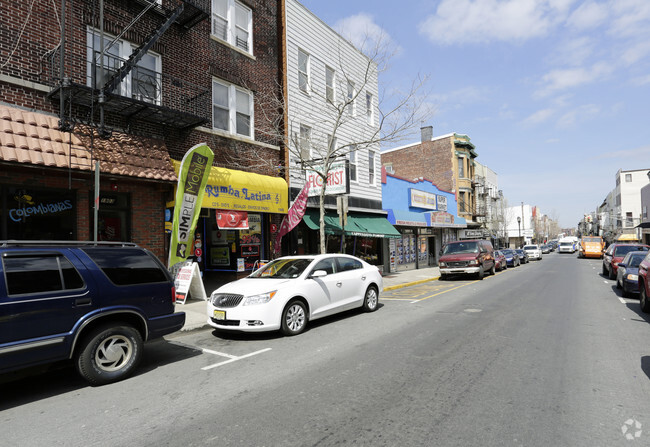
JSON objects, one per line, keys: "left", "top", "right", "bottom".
{"left": 300, "top": 0, "right": 650, "bottom": 228}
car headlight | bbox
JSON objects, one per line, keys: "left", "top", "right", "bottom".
{"left": 242, "top": 290, "right": 277, "bottom": 306}
{"left": 627, "top": 274, "right": 639, "bottom": 281}
{"left": 468, "top": 260, "right": 479, "bottom": 266}
{"left": 439, "top": 262, "right": 446, "bottom": 267}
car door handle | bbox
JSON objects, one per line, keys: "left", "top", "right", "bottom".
{"left": 75, "top": 298, "right": 92, "bottom": 306}
{"left": 361, "top": 275, "right": 366, "bottom": 280}
{"left": 336, "top": 282, "right": 342, "bottom": 287}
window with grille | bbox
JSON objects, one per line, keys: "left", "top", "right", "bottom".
{"left": 212, "top": 0, "right": 253, "bottom": 55}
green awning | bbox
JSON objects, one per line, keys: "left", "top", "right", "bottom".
{"left": 303, "top": 210, "right": 401, "bottom": 238}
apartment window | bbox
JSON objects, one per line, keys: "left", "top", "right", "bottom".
{"left": 366, "top": 92, "right": 373, "bottom": 125}
{"left": 347, "top": 81, "right": 355, "bottom": 115}
{"left": 459, "top": 192, "right": 466, "bottom": 213}
{"left": 349, "top": 145, "right": 357, "bottom": 182}
{"left": 327, "top": 134, "right": 337, "bottom": 153}
{"left": 87, "top": 29, "right": 161, "bottom": 104}
{"left": 299, "top": 125, "right": 311, "bottom": 159}
{"left": 368, "top": 151, "right": 376, "bottom": 185}
{"left": 325, "top": 66, "right": 335, "bottom": 103}
{"left": 212, "top": 0, "right": 253, "bottom": 54}
{"left": 626, "top": 212, "right": 633, "bottom": 226}
{"left": 625, "top": 173, "right": 632, "bottom": 182}
{"left": 298, "top": 49, "right": 310, "bottom": 93}
{"left": 212, "top": 79, "right": 253, "bottom": 138}
{"left": 458, "top": 157, "right": 465, "bottom": 178}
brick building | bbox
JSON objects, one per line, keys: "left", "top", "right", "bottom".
{"left": 0, "top": 0, "right": 288, "bottom": 280}
{"left": 381, "top": 126, "right": 480, "bottom": 228}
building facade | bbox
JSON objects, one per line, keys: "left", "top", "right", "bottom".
{"left": 599, "top": 169, "right": 650, "bottom": 241}
{"left": 0, "top": 0, "right": 289, "bottom": 283}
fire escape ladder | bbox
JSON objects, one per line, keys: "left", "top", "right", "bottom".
{"left": 102, "top": 3, "right": 185, "bottom": 95}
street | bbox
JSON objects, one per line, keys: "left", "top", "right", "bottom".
{"left": 3, "top": 252, "right": 650, "bottom": 446}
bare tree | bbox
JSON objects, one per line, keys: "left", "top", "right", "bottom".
{"left": 259, "top": 30, "right": 432, "bottom": 253}
{"left": 491, "top": 197, "right": 513, "bottom": 248}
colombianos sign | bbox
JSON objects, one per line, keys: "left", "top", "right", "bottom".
{"left": 306, "top": 162, "right": 349, "bottom": 197}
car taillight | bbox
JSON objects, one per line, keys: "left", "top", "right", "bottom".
{"left": 171, "top": 285, "right": 176, "bottom": 303}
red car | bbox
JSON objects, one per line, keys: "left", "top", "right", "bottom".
{"left": 639, "top": 252, "right": 650, "bottom": 312}
{"left": 494, "top": 250, "right": 508, "bottom": 271}
{"left": 602, "top": 243, "right": 650, "bottom": 280}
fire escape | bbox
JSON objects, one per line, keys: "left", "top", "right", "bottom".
{"left": 46, "top": 0, "right": 210, "bottom": 133}
{"left": 473, "top": 175, "right": 488, "bottom": 223}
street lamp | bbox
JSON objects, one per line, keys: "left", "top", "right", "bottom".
{"left": 517, "top": 216, "right": 521, "bottom": 247}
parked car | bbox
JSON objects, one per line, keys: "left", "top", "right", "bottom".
{"left": 207, "top": 254, "right": 382, "bottom": 336}
{"left": 523, "top": 244, "right": 542, "bottom": 260}
{"left": 616, "top": 251, "right": 647, "bottom": 298}
{"left": 515, "top": 249, "right": 529, "bottom": 264}
{"left": 640, "top": 252, "right": 650, "bottom": 312}
{"left": 438, "top": 239, "right": 496, "bottom": 280}
{"left": 500, "top": 249, "right": 520, "bottom": 267}
{"left": 541, "top": 244, "right": 551, "bottom": 254}
{"left": 0, "top": 241, "right": 185, "bottom": 385}
{"left": 494, "top": 250, "right": 507, "bottom": 271}
{"left": 603, "top": 243, "right": 650, "bottom": 280}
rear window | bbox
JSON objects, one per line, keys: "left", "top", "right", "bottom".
{"left": 523, "top": 246, "right": 537, "bottom": 250}
{"left": 583, "top": 237, "right": 601, "bottom": 243}
{"left": 83, "top": 248, "right": 169, "bottom": 285}
{"left": 3, "top": 254, "right": 84, "bottom": 295}
{"left": 614, "top": 245, "right": 649, "bottom": 257}
{"left": 337, "top": 257, "right": 362, "bottom": 272}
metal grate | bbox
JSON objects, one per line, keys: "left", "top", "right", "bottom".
{"left": 211, "top": 293, "right": 244, "bottom": 308}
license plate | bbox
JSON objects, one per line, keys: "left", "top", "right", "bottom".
{"left": 213, "top": 310, "right": 226, "bottom": 320}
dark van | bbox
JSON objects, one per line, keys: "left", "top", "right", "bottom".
{"left": 439, "top": 239, "right": 496, "bottom": 280}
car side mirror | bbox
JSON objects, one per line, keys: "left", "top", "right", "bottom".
{"left": 618, "top": 263, "right": 626, "bottom": 269}
{"left": 311, "top": 270, "right": 328, "bottom": 278}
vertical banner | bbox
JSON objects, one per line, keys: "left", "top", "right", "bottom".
{"left": 274, "top": 182, "right": 310, "bottom": 256}
{"left": 169, "top": 143, "right": 214, "bottom": 271}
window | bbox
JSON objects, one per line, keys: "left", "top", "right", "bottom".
{"left": 347, "top": 81, "right": 355, "bottom": 115}
{"left": 626, "top": 173, "right": 632, "bottom": 182}
{"left": 299, "top": 125, "right": 311, "bottom": 159}
{"left": 83, "top": 248, "right": 169, "bottom": 285}
{"left": 4, "top": 255, "right": 84, "bottom": 295}
{"left": 212, "top": 0, "right": 253, "bottom": 54}
{"left": 366, "top": 91, "right": 373, "bottom": 125}
{"left": 336, "top": 257, "right": 362, "bottom": 272}
{"left": 349, "top": 145, "right": 357, "bottom": 182}
{"left": 325, "top": 66, "right": 335, "bottom": 103}
{"left": 368, "top": 151, "right": 376, "bottom": 185}
{"left": 327, "top": 134, "right": 337, "bottom": 153}
{"left": 312, "top": 259, "right": 336, "bottom": 275}
{"left": 212, "top": 79, "right": 253, "bottom": 138}
{"left": 87, "top": 29, "right": 161, "bottom": 104}
{"left": 458, "top": 157, "right": 465, "bottom": 178}
{"left": 298, "top": 49, "right": 310, "bottom": 93}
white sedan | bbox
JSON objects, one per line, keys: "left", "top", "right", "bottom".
{"left": 523, "top": 244, "right": 543, "bottom": 260}
{"left": 207, "top": 254, "right": 383, "bottom": 335}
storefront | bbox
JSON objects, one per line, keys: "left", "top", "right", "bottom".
{"left": 168, "top": 162, "right": 288, "bottom": 281}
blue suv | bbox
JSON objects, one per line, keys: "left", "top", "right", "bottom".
{"left": 0, "top": 241, "right": 185, "bottom": 385}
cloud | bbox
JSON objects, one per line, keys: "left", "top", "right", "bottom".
{"left": 566, "top": 1, "right": 608, "bottom": 30}
{"left": 556, "top": 103, "right": 600, "bottom": 127}
{"left": 333, "top": 13, "right": 400, "bottom": 56}
{"left": 631, "top": 74, "right": 650, "bottom": 86}
{"left": 417, "top": 0, "right": 570, "bottom": 45}
{"left": 595, "top": 144, "right": 650, "bottom": 160}
{"left": 535, "top": 62, "right": 613, "bottom": 96}
{"left": 523, "top": 108, "right": 555, "bottom": 125}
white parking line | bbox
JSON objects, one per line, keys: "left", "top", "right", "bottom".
{"left": 618, "top": 297, "right": 627, "bottom": 304}
{"left": 201, "top": 348, "right": 272, "bottom": 371}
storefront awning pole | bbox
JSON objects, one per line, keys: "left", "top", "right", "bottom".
{"left": 94, "top": 161, "right": 100, "bottom": 242}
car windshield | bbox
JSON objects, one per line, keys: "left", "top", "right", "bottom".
{"left": 501, "top": 249, "right": 514, "bottom": 255}
{"left": 523, "top": 246, "right": 537, "bottom": 250}
{"left": 443, "top": 242, "right": 479, "bottom": 254}
{"left": 614, "top": 245, "right": 649, "bottom": 257}
{"left": 249, "top": 258, "right": 313, "bottom": 279}
{"left": 584, "top": 237, "right": 600, "bottom": 243}
{"left": 560, "top": 242, "right": 573, "bottom": 246}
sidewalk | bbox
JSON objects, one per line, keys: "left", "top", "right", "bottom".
{"left": 175, "top": 265, "right": 441, "bottom": 332}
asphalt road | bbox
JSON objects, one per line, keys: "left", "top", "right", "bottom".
{"left": 2, "top": 252, "right": 650, "bottom": 446}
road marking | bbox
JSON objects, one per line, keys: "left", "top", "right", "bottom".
{"left": 618, "top": 297, "right": 627, "bottom": 304}
{"left": 202, "top": 348, "right": 272, "bottom": 371}
{"left": 410, "top": 282, "right": 475, "bottom": 303}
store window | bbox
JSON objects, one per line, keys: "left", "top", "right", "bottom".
{"left": 205, "top": 212, "right": 264, "bottom": 271}
{"left": 94, "top": 193, "right": 130, "bottom": 241}
{"left": 2, "top": 186, "right": 75, "bottom": 240}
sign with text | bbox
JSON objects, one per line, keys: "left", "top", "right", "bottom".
{"left": 409, "top": 188, "right": 447, "bottom": 211}
{"left": 174, "top": 262, "right": 207, "bottom": 304}
{"left": 306, "top": 162, "right": 349, "bottom": 196}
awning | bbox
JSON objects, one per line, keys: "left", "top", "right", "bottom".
{"left": 617, "top": 233, "right": 640, "bottom": 241}
{"left": 636, "top": 222, "right": 650, "bottom": 229}
{"left": 303, "top": 210, "right": 401, "bottom": 238}
{"left": 386, "top": 209, "right": 428, "bottom": 227}
{"left": 171, "top": 160, "right": 288, "bottom": 214}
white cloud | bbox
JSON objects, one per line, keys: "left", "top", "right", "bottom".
{"left": 595, "top": 144, "right": 650, "bottom": 160}
{"left": 546, "top": 36, "right": 594, "bottom": 66}
{"left": 333, "top": 13, "right": 399, "bottom": 56}
{"left": 557, "top": 103, "right": 600, "bottom": 127}
{"left": 523, "top": 108, "right": 555, "bottom": 125}
{"left": 535, "top": 62, "right": 613, "bottom": 96}
{"left": 418, "top": 0, "right": 569, "bottom": 45}
{"left": 609, "top": 0, "right": 650, "bottom": 38}
{"left": 631, "top": 74, "right": 650, "bottom": 86}
{"left": 620, "top": 41, "right": 650, "bottom": 66}
{"left": 566, "top": 1, "right": 608, "bottom": 30}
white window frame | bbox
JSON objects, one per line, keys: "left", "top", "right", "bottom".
{"left": 299, "top": 125, "right": 311, "bottom": 160}
{"left": 368, "top": 150, "right": 376, "bottom": 185}
{"left": 325, "top": 66, "right": 335, "bottom": 104}
{"left": 211, "top": 0, "right": 253, "bottom": 55}
{"left": 86, "top": 28, "right": 162, "bottom": 105}
{"left": 212, "top": 78, "right": 254, "bottom": 139}
{"left": 366, "top": 91, "right": 373, "bottom": 125}
{"left": 347, "top": 81, "right": 355, "bottom": 115}
{"left": 349, "top": 145, "right": 358, "bottom": 182}
{"left": 298, "top": 49, "right": 310, "bottom": 94}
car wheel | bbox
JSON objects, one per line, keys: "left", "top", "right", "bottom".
{"left": 363, "top": 286, "right": 379, "bottom": 312}
{"left": 476, "top": 267, "right": 484, "bottom": 280}
{"left": 76, "top": 324, "right": 143, "bottom": 386}
{"left": 608, "top": 267, "right": 616, "bottom": 280}
{"left": 640, "top": 287, "right": 650, "bottom": 313}
{"left": 616, "top": 278, "right": 621, "bottom": 289}
{"left": 490, "top": 263, "right": 496, "bottom": 276}
{"left": 602, "top": 264, "right": 608, "bottom": 276}
{"left": 622, "top": 286, "right": 631, "bottom": 298}
{"left": 281, "top": 300, "right": 307, "bottom": 336}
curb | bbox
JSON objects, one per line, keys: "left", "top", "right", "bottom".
{"left": 384, "top": 276, "right": 440, "bottom": 291}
